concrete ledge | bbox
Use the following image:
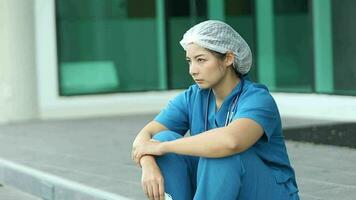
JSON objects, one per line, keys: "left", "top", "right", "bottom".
{"left": 284, "top": 122, "right": 356, "bottom": 148}
{"left": 273, "top": 92, "right": 356, "bottom": 122}
{"left": 0, "top": 158, "right": 132, "bottom": 200}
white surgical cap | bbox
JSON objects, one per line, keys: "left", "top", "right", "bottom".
{"left": 180, "top": 20, "right": 252, "bottom": 75}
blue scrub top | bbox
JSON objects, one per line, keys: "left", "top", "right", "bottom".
{"left": 154, "top": 78, "right": 298, "bottom": 187}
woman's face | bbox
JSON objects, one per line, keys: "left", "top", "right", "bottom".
{"left": 186, "top": 43, "right": 228, "bottom": 89}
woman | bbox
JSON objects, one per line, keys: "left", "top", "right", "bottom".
{"left": 132, "top": 20, "right": 299, "bottom": 200}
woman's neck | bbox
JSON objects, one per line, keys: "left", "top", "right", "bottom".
{"left": 213, "top": 71, "right": 240, "bottom": 110}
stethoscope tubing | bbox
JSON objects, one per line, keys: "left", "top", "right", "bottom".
{"left": 204, "top": 78, "right": 244, "bottom": 131}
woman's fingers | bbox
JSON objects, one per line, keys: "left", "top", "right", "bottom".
{"left": 131, "top": 146, "right": 139, "bottom": 161}
{"left": 142, "top": 182, "right": 149, "bottom": 199}
{"left": 141, "top": 161, "right": 165, "bottom": 200}
{"left": 141, "top": 174, "right": 164, "bottom": 200}
{"left": 132, "top": 146, "right": 143, "bottom": 166}
{"left": 152, "top": 180, "right": 165, "bottom": 200}
{"left": 142, "top": 181, "right": 151, "bottom": 200}
{"left": 158, "top": 178, "right": 165, "bottom": 200}
{"left": 147, "top": 183, "right": 154, "bottom": 200}
{"left": 134, "top": 152, "right": 144, "bottom": 166}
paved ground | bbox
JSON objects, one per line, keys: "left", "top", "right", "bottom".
{"left": 0, "top": 184, "right": 40, "bottom": 200}
{"left": 0, "top": 114, "right": 355, "bottom": 200}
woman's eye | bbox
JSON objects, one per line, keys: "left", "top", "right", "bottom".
{"left": 197, "top": 58, "right": 205, "bottom": 62}
{"left": 186, "top": 60, "right": 191, "bottom": 64}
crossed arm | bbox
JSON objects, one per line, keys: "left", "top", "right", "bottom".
{"left": 131, "top": 117, "right": 264, "bottom": 200}
{"left": 132, "top": 117, "right": 264, "bottom": 165}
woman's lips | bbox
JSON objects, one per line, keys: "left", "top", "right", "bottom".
{"left": 194, "top": 79, "right": 204, "bottom": 83}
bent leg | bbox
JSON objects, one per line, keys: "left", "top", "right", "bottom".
{"left": 194, "top": 154, "right": 244, "bottom": 200}
{"left": 194, "top": 148, "right": 295, "bottom": 200}
{"left": 238, "top": 149, "right": 298, "bottom": 200}
{"left": 152, "top": 130, "right": 198, "bottom": 200}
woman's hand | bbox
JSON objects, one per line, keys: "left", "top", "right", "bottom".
{"left": 132, "top": 140, "right": 166, "bottom": 166}
{"left": 141, "top": 158, "right": 165, "bottom": 200}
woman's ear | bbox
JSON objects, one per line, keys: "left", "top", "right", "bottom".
{"left": 225, "top": 51, "right": 234, "bottom": 67}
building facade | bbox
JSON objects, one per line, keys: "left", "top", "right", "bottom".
{"left": 1, "top": 0, "right": 356, "bottom": 123}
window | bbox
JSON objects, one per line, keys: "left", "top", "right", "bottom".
{"left": 166, "top": 0, "right": 207, "bottom": 89}
{"left": 225, "top": 0, "right": 257, "bottom": 81}
{"left": 56, "top": 0, "right": 160, "bottom": 95}
{"left": 332, "top": 0, "right": 356, "bottom": 95}
{"left": 273, "top": 0, "right": 314, "bottom": 92}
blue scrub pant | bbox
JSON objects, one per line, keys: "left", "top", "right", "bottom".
{"left": 152, "top": 130, "right": 299, "bottom": 200}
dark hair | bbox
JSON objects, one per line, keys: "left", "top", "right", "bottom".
{"left": 208, "top": 49, "right": 227, "bottom": 60}
{"left": 206, "top": 49, "right": 242, "bottom": 77}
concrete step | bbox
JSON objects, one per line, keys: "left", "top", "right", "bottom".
{"left": 0, "top": 183, "right": 41, "bottom": 200}
{"left": 0, "top": 158, "right": 132, "bottom": 200}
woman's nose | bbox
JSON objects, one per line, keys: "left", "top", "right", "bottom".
{"left": 189, "top": 63, "right": 199, "bottom": 76}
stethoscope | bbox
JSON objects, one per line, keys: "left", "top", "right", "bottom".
{"left": 204, "top": 78, "right": 245, "bottom": 131}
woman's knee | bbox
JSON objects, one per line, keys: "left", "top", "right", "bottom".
{"left": 198, "top": 148, "right": 262, "bottom": 177}
{"left": 152, "top": 130, "right": 183, "bottom": 142}
{"left": 199, "top": 153, "right": 245, "bottom": 175}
